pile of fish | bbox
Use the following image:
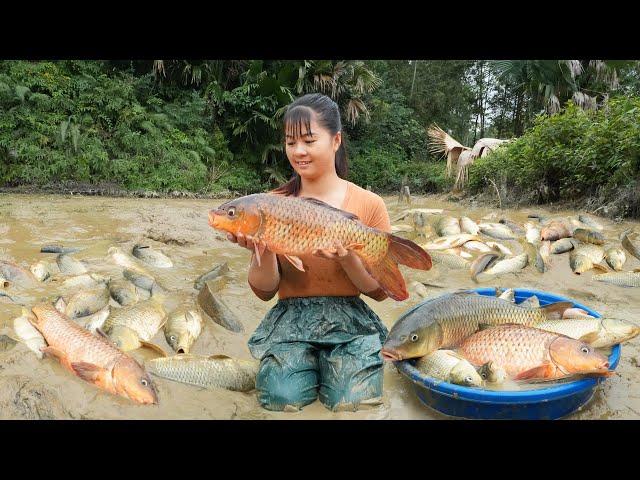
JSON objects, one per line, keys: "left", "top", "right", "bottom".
{"left": 382, "top": 289, "right": 640, "bottom": 388}
{"left": 1, "top": 241, "right": 258, "bottom": 405}
{"left": 391, "top": 208, "right": 640, "bottom": 287}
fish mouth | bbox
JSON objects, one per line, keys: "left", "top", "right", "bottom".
{"left": 208, "top": 210, "right": 224, "bottom": 228}
{"left": 381, "top": 349, "right": 401, "bottom": 361}
{"left": 177, "top": 348, "right": 186, "bottom": 354}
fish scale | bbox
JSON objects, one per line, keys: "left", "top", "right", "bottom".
{"left": 457, "top": 325, "right": 560, "bottom": 376}
{"left": 211, "top": 194, "right": 431, "bottom": 301}
{"left": 32, "top": 305, "right": 125, "bottom": 368}
{"left": 426, "top": 293, "right": 549, "bottom": 348}
{"left": 254, "top": 195, "right": 391, "bottom": 261}
{"left": 147, "top": 355, "right": 259, "bottom": 391}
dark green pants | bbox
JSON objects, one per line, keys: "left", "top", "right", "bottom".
{"left": 248, "top": 296, "right": 388, "bottom": 412}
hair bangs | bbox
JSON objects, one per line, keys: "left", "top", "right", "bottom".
{"left": 284, "top": 105, "right": 314, "bottom": 140}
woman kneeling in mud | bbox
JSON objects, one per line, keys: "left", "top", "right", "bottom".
{"left": 225, "top": 93, "right": 391, "bottom": 412}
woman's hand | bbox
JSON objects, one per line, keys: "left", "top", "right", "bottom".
{"left": 226, "top": 232, "right": 269, "bottom": 255}
{"left": 312, "top": 241, "right": 352, "bottom": 263}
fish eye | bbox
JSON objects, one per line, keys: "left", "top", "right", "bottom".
{"left": 481, "top": 372, "right": 487, "bottom": 379}
{"left": 227, "top": 207, "right": 236, "bottom": 218}
{"left": 170, "top": 335, "right": 176, "bottom": 342}
{"left": 141, "top": 379, "right": 148, "bottom": 387}
{"left": 581, "top": 346, "right": 590, "bottom": 354}
{"left": 411, "top": 334, "right": 419, "bottom": 342}
{"left": 465, "top": 376, "right": 473, "bottom": 384}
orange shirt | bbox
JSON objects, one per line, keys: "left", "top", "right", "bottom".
{"left": 249, "top": 181, "right": 391, "bottom": 301}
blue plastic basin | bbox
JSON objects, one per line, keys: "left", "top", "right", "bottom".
{"left": 394, "top": 288, "right": 620, "bottom": 420}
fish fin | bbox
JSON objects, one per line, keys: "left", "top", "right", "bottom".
{"left": 283, "top": 254, "right": 305, "bottom": 272}
{"left": 634, "top": 268, "right": 640, "bottom": 273}
{"left": 363, "top": 255, "right": 408, "bottom": 301}
{"left": 70, "top": 362, "right": 103, "bottom": 382}
{"left": 139, "top": 340, "right": 169, "bottom": 357}
{"left": 514, "top": 362, "right": 556, "bottom": 381}
{"left": 41, "top": 346, "right": 66, "bottom": 360}
{"left": 386, "top": 234, "right": 432, "bottom": 270}
{"left": 345, "top": 242, "right": 365, "bottom": 251}
{"left": 298, "top": 197, "right": 360, "bottom": 221}
{"left": 209, "top": 354, "right": 232, "bottom": 360}
{"left": 253, "top": 243, "right": 262, "bottom": 267}
{"left": 540, "top": 301, "right": 574, "bottom": 318}
{"left": 95, "top": 328, "right": 110, "bottom": 340}
{"left": 478, "top": 323, "right": 495, "bottom": 331}
{"left": 578, "top": 331, "right": 601, "bottom": 345}
{"left": 591, "top": 264, "right": 609, "bottom": 273}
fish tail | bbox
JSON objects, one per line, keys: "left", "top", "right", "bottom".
{"left": 538, "top": 301, "right": 574, "bottom": 320}
{"left": 386, "top": 234, "right": 432, "bottom": 270}
{"left": 364, "top": 255, "right": 409, "bottom": 301}
{"left": 361, "top": 235, "right": 432, "bottom": 301}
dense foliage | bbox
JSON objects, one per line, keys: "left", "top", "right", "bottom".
{"left": 0, "top": 59, "right": 638, "bottom": 214}
{"left": 468, "top": 97, "right": 640, "bottom": 207}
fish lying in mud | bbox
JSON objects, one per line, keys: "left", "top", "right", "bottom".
{"left": 604, "top": 247, "right": 626, "bottom": 271}
{"left": 29, "top": 304, "right": 158, "bottom": 404}
{"left": 194, "top": 262, "right": 229, "bottom": 291}
{"left": 164, "top": 308, "right": 203, "bottom": 354}
{"left": 456, "top": 324, "right": 611, "bottom": 381}
{"left": 427, "top": 250, "right": 470, "bottom": 269}
{"left": 422, "top": 234, "right": 480, "bottom": 251}
{"left": 499, "top": 219, "right": 524, "bottom": 235}
{"left": 13, "top": 308, "right": 46, "bottom": 359}
{"left": 593, "top": 271, "right": 640, "bottom": 287}
{"left": 58, "top": 273, "right": 109, "bottom": 290}
{"left": 550, "top": 238, "right": 576, "bottom": 254}
{"left": 414, "top": 350, "right": 482, "bottom": 387}
{"left": 573, "top": 228, "right": 605, "bottom": 245}
{"left": 208, "top": 194, "right": 432, "bottom": 301}
{"left": 540, "top": 220, "right": 572, "bottom": 241}
{"left": 578, "top": 214, "right": 604, "bottom": 231}
{"left": 434, "top": 216, "right": 461, "bottom": 237}
{"left": 478, "top": 223, "right": 515, "bottom": 240}
{"left": 569, "top": 245, "right": 606, "bottom": 274}
{"left": 474, "top": 253, "right": 528, "bottom": 282}
{"left": 64, "top": 285, "right": 110, "bottom": 319}
{"left": 56, "top": 254, "right": 88, "bottom": 275}
{"left": 0, "top": 260, "right": 38, "bottom": 288}
{"left": 381, "top": 292, "right": 572, "bottom": 360}
{"left": 102, "top": 298, "right": 167, "bottom": 351}
{"left": 524, "top": 222, "right": 541, "bottom": 244}
{"left": 459, "top": 217, "right": 479, "bottom": 235}
{"left": 132, "top": 244, "right": 173, "bottom": 268}
{"left": 621, "top": 232, "right": 640, "bottom": 261}
{"left": 146, "top": 354, "right": 258, "bottom": 392}
{"left": 30, "top": 260, "right": 58, "bottom": 282}
{"left": 40, "top": 244, "right": 83, "bottom": 254}
{"left": 535, "top": 317, "right": 640, "bottom": 348}
{"left": 109, "top": 278, "right": 139, "bottom": 306}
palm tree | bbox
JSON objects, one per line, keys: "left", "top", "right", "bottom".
{"left": 493, "top": 60, "right": 630, "bottom": 114}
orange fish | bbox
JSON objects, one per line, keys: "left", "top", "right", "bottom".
{"left": 208, "top": 194, "right": 432, "bottom": 301}
{"left": 540, "top": 221, "right": 572, "bottom": 241}
{"left": 456, "top": 324, "right": 611, "bottom": 381}
{"left": 30, "top": 304, "right": 158, "bottom": 405}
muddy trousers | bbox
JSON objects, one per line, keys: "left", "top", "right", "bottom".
{"left": 247, "top": 296, "right": 388, "bottom": 412}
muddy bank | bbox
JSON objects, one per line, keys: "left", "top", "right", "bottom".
{"left": 0, "top": 193, "right": 639, "bottom": 420}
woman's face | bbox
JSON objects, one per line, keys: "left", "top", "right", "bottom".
{"left": 285, "top": 116, "right": 341, "bottom": 181}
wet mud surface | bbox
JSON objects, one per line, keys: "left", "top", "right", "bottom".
{"left": 0, "top": 193, "right": 639, "bottom": 420}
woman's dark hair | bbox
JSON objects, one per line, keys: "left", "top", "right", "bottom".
{"left": 272, "top": 93, "right": 348, "bottom": 196}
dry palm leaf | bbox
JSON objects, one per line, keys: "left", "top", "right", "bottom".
{"left": 470, "top": 138, "right": 510, "bottom": 158}
{"left": 427, "top": 124, "right": 471, "bottom": 178}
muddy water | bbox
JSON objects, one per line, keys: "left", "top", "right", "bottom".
{"left": 0, "top": 193, "right": 639, "bottom": 420}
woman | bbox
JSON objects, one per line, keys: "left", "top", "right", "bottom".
{"left": 226, "top": 93, "right": 392, "bottom": 412}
